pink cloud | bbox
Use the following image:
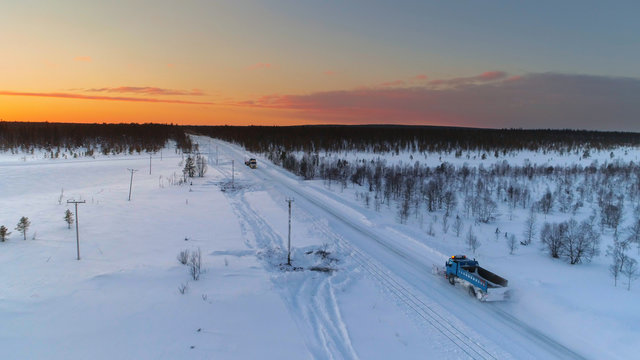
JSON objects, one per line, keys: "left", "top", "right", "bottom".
{"left": 85, "top": 86, "right": 205, "bottom": 96}
{"left": 0, "top": 90, "right": 213, "bottom": 105}
{"left": 74, "top": 56, "right": 92, "bottom": 62}
{"left": 505, "top": 75, "right": 523, "bottom": 82}
{"left": 324, "top": 70, "right": 336, "bottom": 76}
{"left": 413, "top": 74, "right": 428, "bottom": 80}
{"left": 224, "top": 73, "right": 640, "bottom": 131}
{"left": 478, "top": 71, "right": 507, "bottom": 80}
{"left": 248, "top": 63, "right": 272, "bottom": 70}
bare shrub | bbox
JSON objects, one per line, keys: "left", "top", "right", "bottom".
{"left": 177, "top": 249, "right": 190, "bottom": 265}
{"left": 189, "top": 248, "right": 202, "bottom": 281}
{"left": 178, "top": 282, "right": 189, "bottom": 294}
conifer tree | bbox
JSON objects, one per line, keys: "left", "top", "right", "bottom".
{"left": 16, "top": 217, "right": 31, "bottom": 240}
{"left": 64, "top": 209, "right": 74, "bottom": 229}
{"left": 0, "top": 225, "right": 10, "bottom": 242}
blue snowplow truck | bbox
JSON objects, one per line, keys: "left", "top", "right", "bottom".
{"left": 442, "top": 255, "right": 510, "bottom": 301}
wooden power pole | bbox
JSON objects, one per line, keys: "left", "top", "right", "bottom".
{"left": 286, "top": 198, "right": 294, "bottom": 265}
{"left": 67, "top": 199, "right": 86, "bottom": 260}
{"left": 127, "top": 168, "right": 138, "bottom": 201}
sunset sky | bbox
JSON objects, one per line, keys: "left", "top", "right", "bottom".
{"left": 2, "top": 1, "right": 640, "bottom": 130}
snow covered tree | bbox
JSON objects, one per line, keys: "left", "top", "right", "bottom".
{"left": 442, "top": 190, "right": 457, "bottom": 218}
{"left": 473, "top": 192, "right": 497, "bottom": 224}
{"left": 0, "top": 225, "right": 10, "bottom": 242}
{"left": 466, "top": 226, "right": 480, "bottom": 254}
{"left": 64, "top": 209, "right": 74, "bottom": 229}
{"left": 507, "top": 233, "right": 518, "bottom": 255}
{"left": 539, "top": 189, "right": 553, "bottom": 215}
{"left": 195, "top": 155, "right": 207, "bottom": 177}
{"left": 453, "top": 214, "right": 463, "bottom": 237}
{"left": 523, "top": 207, "right": 537, "bottom": 245}
{"left": 601, "top": 202, "right": 623, "bottom": 234}
{"left": 183, "top": 156, "right": 196, "bottom": 178}
{"left": 16, "top": 217, "right": 31, "bottom": 241}
{"left": 563, "top": 219, "right": 600, "bottom": 264}
{"left": 608, "top": 237, "right": 631, "bottom": 287}
{"left": 625, "top": 218, "right": 640, "bottom": 250}
{"left": 540, "top": 221, "right": 566, "bottom": 258}
{"left": 621, "top": 257, "right": 639, "bottom": 290}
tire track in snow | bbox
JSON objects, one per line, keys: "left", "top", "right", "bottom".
{"left": 223, "top": 186, "right": 358, "bottom": 360}
{"left": 312, "top": 221, "right": 503, "bottom": 360}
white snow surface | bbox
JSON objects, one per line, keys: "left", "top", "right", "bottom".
{"left": 0, "top": 137, "right": 637, "bottom": 359}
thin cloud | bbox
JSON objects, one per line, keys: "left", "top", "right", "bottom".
{"left": 227, "top": 72, "right": 640, "bottom": 131}
{"left": 248, "top": 62, "right": 272, "bottom": 70}
{"left": 429, "top": 71, "right": 508, "bottom": 87}
{"left": 379, "top": 80, "right": 406, "bottom": 88}
{"left": 85, "top": 86, "right": 206, "bottom": 96}
{"left": 0, "top": 91, "right": 213, "bottom": 105}
{"left": 74, "top": 56, "right": 92, "bottom": 62}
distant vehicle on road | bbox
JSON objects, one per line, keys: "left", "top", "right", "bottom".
{"left": 245, "top": 158, "right": 257, "bottom": 169}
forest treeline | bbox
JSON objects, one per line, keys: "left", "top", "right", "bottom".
{"left": 0, "top": 122, "right": 192, "bottom": 154}
{"left": 190, "top": 125, "right": 640, "bottom": 153}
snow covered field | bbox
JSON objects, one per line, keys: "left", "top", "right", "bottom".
{"left": 1, "top": 137, "right": 638, "bottom": 359}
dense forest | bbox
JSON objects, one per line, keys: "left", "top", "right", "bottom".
{"left": 190, "top": 125, "right": 640, "bottom": 153}
{"left": 0, "top": 122, "right": 192, "bottom": 155}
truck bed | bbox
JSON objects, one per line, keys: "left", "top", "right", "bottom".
{"left": 477, "top": 267, "right": 508, "bottom": 288}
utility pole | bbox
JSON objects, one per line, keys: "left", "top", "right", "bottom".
{"left": 149, "top": 153, "right": 152, "bottom": 175}
{"left": 286, "top": 198, "right": 294, "bottom": 265}
{"left": 231, "top": 160, "right": 235, "bottom": 189}
{"left": 67, "top": 199, "right": 86, "bottom": 260}
{"left": 216, "top": 145, "right": 219, "bottom": 166}
{"left": 127, "top": 168, "right": 138, "bottom": 201}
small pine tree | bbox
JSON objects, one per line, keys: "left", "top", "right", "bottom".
{"left": 64, "top": 209, "right": 74, "bottom": 229}
{"left": 16, "top": 216, "right": 31, "bottom": 240}
{"left": 0, "top": 225, "right": 10, "bottom": 242}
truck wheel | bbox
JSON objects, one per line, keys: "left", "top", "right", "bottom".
{"left": 448, "top": 275, "right": 455, "bottom": 285}
{"left": 468, "top": 286, "right": 476, "bottom": 298}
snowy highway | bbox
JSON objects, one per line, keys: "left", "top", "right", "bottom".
{"left": 214, "top": 138, "right": 588, "bottom": 360}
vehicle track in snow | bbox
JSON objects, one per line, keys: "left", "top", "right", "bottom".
{"left": 312, "top": 224, "right": 503, "bottom": 360}
{"left": 222, "top": 184, "right": 358, "bottom": 360}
